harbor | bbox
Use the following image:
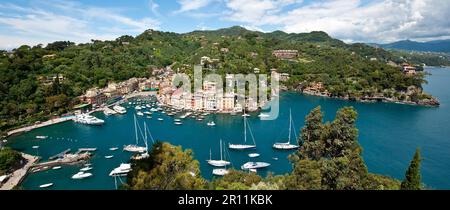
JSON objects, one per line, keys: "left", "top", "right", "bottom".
{"left": 3, "top": 67, "right": 450, "bottom": 190}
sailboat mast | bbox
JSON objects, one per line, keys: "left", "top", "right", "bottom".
{"left": 244, "top": 116, "right": 247, "bottom": 143}
{"left": 220, "top": 139, "right": 223, "bottom": 160}
{"left": 288, "top": 109, "right": 292, "bottom": 144}
{"left": 144, "top": 122, "right": 148, "bottom": 152}
{"left": 134, "top": 115, "right": 138, "bottom": 145}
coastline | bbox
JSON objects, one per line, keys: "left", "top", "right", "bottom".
{"left": 295, "top": 90, "right": 440, "bottom": 107}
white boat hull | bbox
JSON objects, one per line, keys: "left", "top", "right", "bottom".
{"left": 207, "top": 160, "right": 231, "bottom": 167}
{"left": 241, "top": 162, "right": 270, "bottom": 170}
{"left": 123, "top": 145, "right": 147, "bottom": 153}
{"left": 228, "top": 144, "right": 256, "bottom": 150}
{"left": 212, "top": 168, "right": 229, "bottom": 176}
{"left": 272, "top": 143, "right": 299, "bottom": 150}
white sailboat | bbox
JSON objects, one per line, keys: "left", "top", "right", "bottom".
{"left": 273, "top": 109, "right": 300, "bottom": 150}
{"left": 229, "top": 116, "right": 256, "bottom": 150}
{"left": 131, "top": 122, "right": 152, "bottom": 160}
{"left": 207, "top": 140, "right": 231, "bottom": 167}
{"left": 123, "top": 115, "right": 147, "bottom": 153}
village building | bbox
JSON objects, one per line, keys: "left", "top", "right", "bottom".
{"left": 402, "top": 63, "right": 417, "bottom": 75}
{"left": 80, "top": 88, "right": 107, "bottom": 106}
{"left": 223, "top": 92, "right": 235, "bottom": 112}
{"left": 272, "top": 50, "right": 298, "bottom": 59}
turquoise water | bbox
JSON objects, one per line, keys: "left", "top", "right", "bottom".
{"left": 7, "top": 67, "right": 450, "bottom": 190}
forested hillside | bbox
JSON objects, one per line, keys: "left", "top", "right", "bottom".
{"left": 0, "top": 26, "right": 432, "bottom": 131}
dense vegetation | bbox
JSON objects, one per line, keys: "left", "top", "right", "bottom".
{"left": 126, "top": 107, "right": 424, "bottom": 190}
{"left": 0, "top": 26, "right": 435, "bottom": 131}
{"left": 0, "top": 147, "right": 24, "bottom": 175}
{"left": 377, "top": 39, "right": 450, "bottom": 54}
{"left": 389, "top": 50, "right": 450, "bottom": 67}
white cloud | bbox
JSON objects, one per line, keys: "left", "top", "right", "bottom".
{"left": 0, "top": 1, "right": 160, "bottom": 49}
{"left": 221, "top": 0, "right": 450, "bottom": 43}
{"left": 149, "top": 0, "right": 160, "bottom": 16}
{"left": 174, "top": 0, "right": 214, "bottom": 13}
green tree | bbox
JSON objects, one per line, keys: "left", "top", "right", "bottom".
{"left": 401, "top": 148, "right": 422, "bottom": 190}
{"left": 0, "top": 148, "right": 24, "bottom": 175}
{"left": 126, "top": 142, "right": 206, "bottom": 190}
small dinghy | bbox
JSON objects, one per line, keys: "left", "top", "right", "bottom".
{"left": 80, "top": 167, "right": 93, "bottom": 172}
{"left": 248, "top": 153, "right": 260, "bottom": 158}
{"left": 39, "top": 183, "right": 54, "bottom": 188}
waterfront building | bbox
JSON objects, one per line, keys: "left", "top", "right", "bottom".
{"left": 81, "top": 88, "right": 107, "bottom": 106}
{"left": 194, "top": 91, "right": 204, "bottom": 111}
{"left": 223, "top": 92, "right": 235, "bottom": 112}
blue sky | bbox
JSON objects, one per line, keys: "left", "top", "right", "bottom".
{"left": 0, "top": 0, "right": 449, "bottom": 49}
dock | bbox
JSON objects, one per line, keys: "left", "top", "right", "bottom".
{"left": 49, "top": 149, "right": 71, "bottom": 160}
{"left": 31, "top": 153, "right": 92, "bottom": 173}
{"left": 6, "top": 116, "right": 75, "bottom": 137}
{"left": 76, "top": 148, "right": 97, "bottom": 154}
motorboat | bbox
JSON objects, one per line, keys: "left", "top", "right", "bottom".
{"left": 52, "top": 166, "right": 62, "bottom": 170}
{"left": 174, "top": 122, "right": 183, "bottom": 125}
{"left": 109, "top": 163, "right": 132, "bottom": 177}
{"left": 73, "top": 114, "right": 105, "bottom": 125}
{"left": 157, "top": 118, "right": 164, "bottom": 121}
{"left": 241, "top": 162, "right": 270, "bottom": 170}
{"left": 212, "top": 168, "right": 229, "bottom": 176}
{"left": 207, "top": 121, "right": 216, "bottom": 126}
{"left": 71, "top": 172, "right": 93, "bottom": 179}
{"left": 109, "top": 147, "right": 119, "bottom": 151}
{"left": 80, "top": 166, "right": 93, "bottom": 172}
{"left": 36, "top": 136, "right": 48, "bottom": 139}
{"left": 105, "top": 155, "right": 114, "bottom": 159}
{"left": 113, "top": 105, "right": 127, "bottom": 114}
{"left": 248, "top": 153, "right": 260, "bottom": 158}
{"left": 136, "top": 111, "right": 144, "bottom": 116}
{"left": 135, "top": 106, "right": 142, "bottom": 110}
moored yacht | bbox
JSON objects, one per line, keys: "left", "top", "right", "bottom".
{"left": 113, "top": 105, "right": 127, "bottom": 114}
{"left": 229, "top": 116, "right": 256, "bottom": 150}
{"left": 73, "top": 114, "right": 105, "bottom": 125}
{"left": 273, "top": 109, "right": 299, "bottom": 150}
{"left": 207, "top": 140, "right": 231, "bottom": 167}
{"left": 212, "top": 168, "right": 229, "bottom": 176}
{"left": 109, "top": 163, "right": 132, "bottom": 176}
{"left": 71, "top": 172, "right": 93, "bottom": 179}
{"left": 241, "top": 162, "right": 270, "bottom": 170}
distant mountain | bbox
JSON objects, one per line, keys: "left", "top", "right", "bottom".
{"left": 374, "top": 39, "right": 450, "bottom": 53}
